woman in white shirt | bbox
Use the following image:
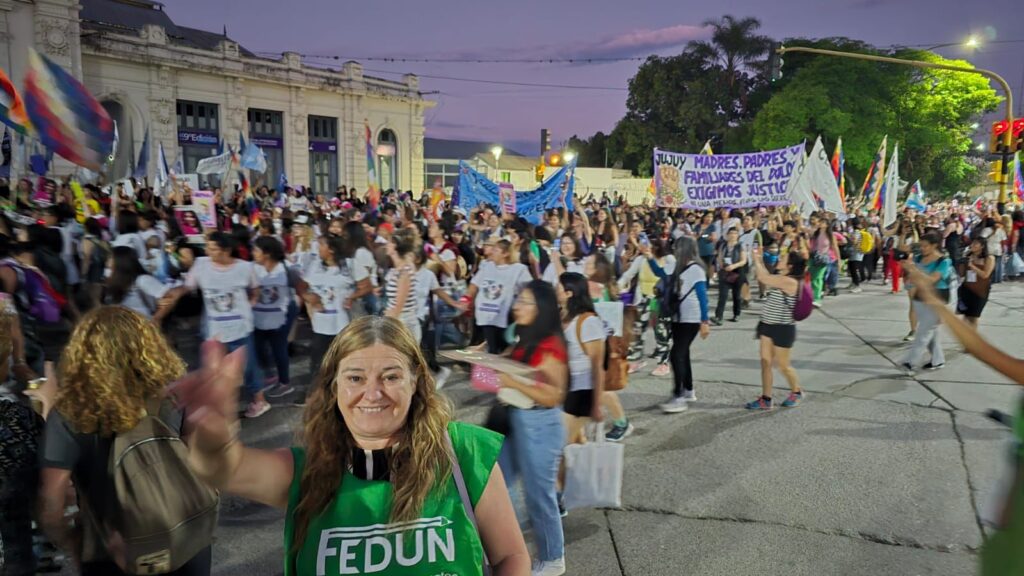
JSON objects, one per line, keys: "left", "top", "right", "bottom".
{"left": 252, "top": 236, "right": 308, "bottom": 400}
{"left": 557, "top": 271, "right": 605, "bottom": 444}
{"left": 104, "top": 246, "right": 183, "bottom": 322}
{"left": 185, "top": 232, "right": 267, "bottom": 418}
{"left": 341, "top": 220, "right": 378, "bottom": 316}
{"left": 302, "top": 234, "right": 355, "bottom": 377}
{"left": 465, "top": 238, "right": 530, "bottom": 353}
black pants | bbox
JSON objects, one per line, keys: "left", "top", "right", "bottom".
{"left": 82, "top": 546, "right": 212, "bottom": 576}
{"left": 863, "top": 252, "right": 877, "bottom": 281}
{"left": 669, "top": 323, "right": 700, "bottom": 397}
{"left": 481, "top": 325, "right": 507, "bottom": 354}
{"left": 309, "top": 333, "right": 336, "bottom": 383}
{"left": 421, "top": 319, "right": 441, "bottom": 372}
{"left": 849, "top": 260, "right": 864, "bottom": 286}
{"left": 715, "top": 279, "right": 743, "bottom": 320}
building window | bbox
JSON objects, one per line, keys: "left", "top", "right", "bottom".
{"left": 308, "top": 115, "right": 338, "bottom": 194}
{"left": 177, "top": 100, "right": 220, "bottom": 186}
{"left": 424, "top": 161, "right": 460, "bottom": 189}
{"left": 248, "top": 109, "right": 284, "bottom": 187}
{"left": 376, "top": 128, "right": 398, "bottom": 191}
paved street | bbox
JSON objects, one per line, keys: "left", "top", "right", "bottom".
{"left": 211, "top": 278, "right": 1024, "bottom": 576}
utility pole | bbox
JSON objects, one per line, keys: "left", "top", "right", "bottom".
{"left": 777, "top": 45, "right": 1015, "bottom": 213}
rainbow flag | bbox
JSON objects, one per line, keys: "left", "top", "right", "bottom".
{"left": 831, "top": 137, "right": 845, "bottom": 208}
{"left": 1014, "top": 151, "right": 1024, "bottom": 204}
{"left": 23, "top": 49, "right": 113, "bottom": 170}
{"left": 862, "top": 135, "right": 887, "bottom": 210}
{"left": 365, "top": 121, "right": 380, "bottom": 211}
{"left": 0, "top": 68, "right": 31, "bottom": 135}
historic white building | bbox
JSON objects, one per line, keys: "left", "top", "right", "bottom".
{"left": 0, "top": 0, "right": 432, "bottom": 193}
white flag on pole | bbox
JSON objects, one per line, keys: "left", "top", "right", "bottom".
{"left": 882, "top": 144, "right": 900, "bottom": 228}
{"left": 784, "top": 148, "right": 817, "bottom": 217}
{"left": 808, "top": 136, "right": 845, "bottom": 215}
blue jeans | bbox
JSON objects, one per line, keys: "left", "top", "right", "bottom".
{"left": 499, "top": 407, "right": 565, "bottom": 562}
{"left": 254, "top": 303, "right": 298, "bottom": 385}
{"left": 224, "top": 333, "right": 264, "bottom": 399}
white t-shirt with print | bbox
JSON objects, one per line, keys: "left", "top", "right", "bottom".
{"left": 186, "top": 257, "right": 257, "bottom": 343}
{"left": 352, "top": 247, "right": 378, "bottom": 286}
{"left": 304, "top": 259, "right": 354, "bottom": 336}
{"left": 564, "top": 314, "right": 607, "bottom": 392}
{"left": 252, "top": 263, "right": 291, "bottom": 330}
{"left": 471, "top": 261, "right": 529, "bottom": 328}
{"left": 415, "top": 267, "right": 440, "bottom": 322}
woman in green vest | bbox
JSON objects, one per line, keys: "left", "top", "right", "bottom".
{"left": 171, "top": 315, "right": 530, "bottom": 575}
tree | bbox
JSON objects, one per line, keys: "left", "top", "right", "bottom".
{"left": 752, "top": 39, "right": 1001, "bottom": 195}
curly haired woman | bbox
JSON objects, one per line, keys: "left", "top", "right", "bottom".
{"left": 37, "top": 306, "right": 210, "bottom": 575}
{"left": 172, "top": 316, "right": 530, "bottom": 575}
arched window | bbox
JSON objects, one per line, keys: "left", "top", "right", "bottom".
{"left": 376, "top": 129, "right": 397, "bottom": 191}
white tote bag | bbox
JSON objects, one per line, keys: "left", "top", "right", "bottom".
{"left": 562, "top": 424, "right": 624, "bottom": 510}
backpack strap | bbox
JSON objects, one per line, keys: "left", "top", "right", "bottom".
{"left": 575, "top": 312, "right": 597, "bottom": 345}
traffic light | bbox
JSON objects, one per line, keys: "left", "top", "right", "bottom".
{"left": 989, "top": 159, "right": 1007, "bottom": 184}
{"left": 546, "top": 152, "right": 562, "bottom": 167}
{"left": 768, "top": 43, "right": 784, "bottom": 82}
{"left": 535, "top": 163, "right": 545, "bottom": 182}
{"left": 991, "top": 120, "right": 1011, "bottom": 154}
{"left": 540, "top": 129, "right": 551, "bottom": 155}
{"left": 1013, "top": 119, "right": 1024, "bottom": 151}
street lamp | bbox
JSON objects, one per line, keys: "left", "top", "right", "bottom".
{"left": 563, "top": 151, "right": 576, "bottom": 163}
{"left": 491, "top": 146, "right": 503, "bottom": 182}
{"left": 966, "top": 35, "right": 980, "bottom": 49}
{"left": 922, "top": 36, "right": 981, "bottom": 51}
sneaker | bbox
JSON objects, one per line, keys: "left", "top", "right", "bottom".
{"left": 605, "top": 422, "right": 634, "bottom": 441}
{"left": 728, "top": 316, "right": 740, "bottom": 323}
{"left": 532, "top": 558, "right": 566, "bottom": 576}
{"left": 651, "top": 363, "right": 671, "bottom": 377}
{"left": 557, "top": 493, "right": 568, "bottom": 518}
{"left": 851, "top": 287, "right": 863, "bottom": 294}
{"left": 626, "top": 350, "right": 643, "bottom": 362}
{"left": 902, "top": 331, "right": 916, "bottom": 342}
{"left": 681, "top": 389, "right": 697, "bottom": 402}
{"left": 434, "top": 367, "right": 452, "bottom": 390}
{"left": 741, "top": 300, "right": 750, "bottom": 310}
{"left": 900, "top": 362, "right": 916, "bottom": 376}
{"left": 628, "top": 360, "right": 648, "bottom": 375}
{"left": 923, "top": 362, "right": 945, "bottom": 371}
{"left": 781, "top": 391, "right": 804, "bottom": 407}
{"left": 710, "top": 317, "right": 723, "bottom": 327}
{"left": 812, "top": 301, "right": 822, "bottom": 308}
{"left": 265, "top": 383, "right": 294, "bottom": 398}
{"left": 745, "top": 396, "right": 773, "bottom": 410}
{"left": 660, "top": 396, "right": 689, "bottom": 413}
{"left": 244, "top": 400, "right": 271, "bottom": 418}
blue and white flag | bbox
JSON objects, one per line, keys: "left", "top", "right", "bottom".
{"left": 172, "top": 156, "right": 184, "bottom": 177}
{"left": 240, "top": 140, "right": 267, "bottom": 173}
{"left": 457, "top": 158, "right": 576, "bottom": 224}
{"left": 278, "top": 170, "right": 288, "bottom": 194}
{"left": 133, "top": 126, "right": 149, "bottom": 180}
{"left": 905, "top": 180, "right": 927, "bottom": 212}
{"left": 238, "top": 131, "right": 247, "bottom": 155}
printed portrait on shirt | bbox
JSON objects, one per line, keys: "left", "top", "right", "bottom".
{"left": 259, "top": 286, "right": 281, "bottom": 305}
{"left": 206, "top": 289, "right": 236, "bottom": 313}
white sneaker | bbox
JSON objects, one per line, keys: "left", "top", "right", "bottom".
{"left": 851, "top": 287, "right": 863, "bottom": 294}
{"left": 681, "top": 390, "right": 697, "bottom": 402}
{"left": 434, "top": 367, "right": 452, "bottom": 390}
{"left": 532, "top": 558, "right": 566, "bottom": 576}
{"left": 244, "top": 400, "right": 271, "bottom": 418}
{"left": 812, "top": 301, "right": 822, "bottom": 308}
{"left": 660, "top": 396, "right": 689, "bottom": 414}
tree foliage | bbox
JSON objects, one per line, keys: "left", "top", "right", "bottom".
{"left": 752, "top": 39, "right": 1002, "bottom": 195}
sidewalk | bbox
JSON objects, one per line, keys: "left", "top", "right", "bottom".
{"left": 212, "top": 279, "right": 1022, "bottom": 575}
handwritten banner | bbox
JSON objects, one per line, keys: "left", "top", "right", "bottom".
{"left": 195, "top": 151, "right": 233, "bottom": 175}
{"left": 654, "top": 143, "right": 805, "bottom": 209}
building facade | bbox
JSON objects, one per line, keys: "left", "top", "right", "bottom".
{"left": 0, "top": 0, "right": 432, "bottom": 193}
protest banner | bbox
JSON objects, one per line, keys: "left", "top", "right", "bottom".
{"left": 457, "top": 159, "right": 575, "bottom": 224}
{"left": 498, "top": 182, "right": 516, "bottom": 216}
{"left": 195, "top": 151, "right": 233, "bottom": 175}
{"left": 654, "top": 143, "right": 805, "bottom": 210}
{"left": 191, "top": 189, "right": 217, "bottom": 230}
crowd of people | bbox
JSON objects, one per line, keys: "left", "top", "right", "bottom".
{"left": 1, "top": 173, "right": 1023, "bottom": 576}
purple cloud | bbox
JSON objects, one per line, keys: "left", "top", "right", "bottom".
{"left": 564, "top": 24, "right": 710, "bottom": 60}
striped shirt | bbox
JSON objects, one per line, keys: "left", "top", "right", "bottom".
{"left": 761, "top": 287, "right": 795, "bottom": 326}
{"left": 385, "top": 265, "right": 420, "bottom": 324}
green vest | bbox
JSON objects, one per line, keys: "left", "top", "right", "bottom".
{"left": 283, "top": 422, "right": 503, "bottom": 576}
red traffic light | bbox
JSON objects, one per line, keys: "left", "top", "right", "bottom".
{"left": 993, "top": 120, "right": 1010, "bottom": 137}
{"left": 1013, "top": 119, "right": 1024, "bottom": 137}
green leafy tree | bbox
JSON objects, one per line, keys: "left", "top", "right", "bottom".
{"left": 752, "top": 39, "right": 1001, "bottom": 196}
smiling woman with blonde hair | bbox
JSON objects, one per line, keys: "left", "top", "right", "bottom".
{"left": 172, "top": 315, "right": 529, "bottom": 575}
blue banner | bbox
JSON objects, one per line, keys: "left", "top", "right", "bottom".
{"left": 456, "top": 160, "right": 576, "bottom": 224}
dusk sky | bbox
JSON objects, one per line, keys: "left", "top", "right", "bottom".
{"left": 165, "top": 0, "right": 1021, "bottom": 157}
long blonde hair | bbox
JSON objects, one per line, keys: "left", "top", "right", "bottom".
{"left": 56, "top": 306, "right": 186, "bottom": 435}
{"left": 292, "top": 316, "right": 452, "bottom": 550}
